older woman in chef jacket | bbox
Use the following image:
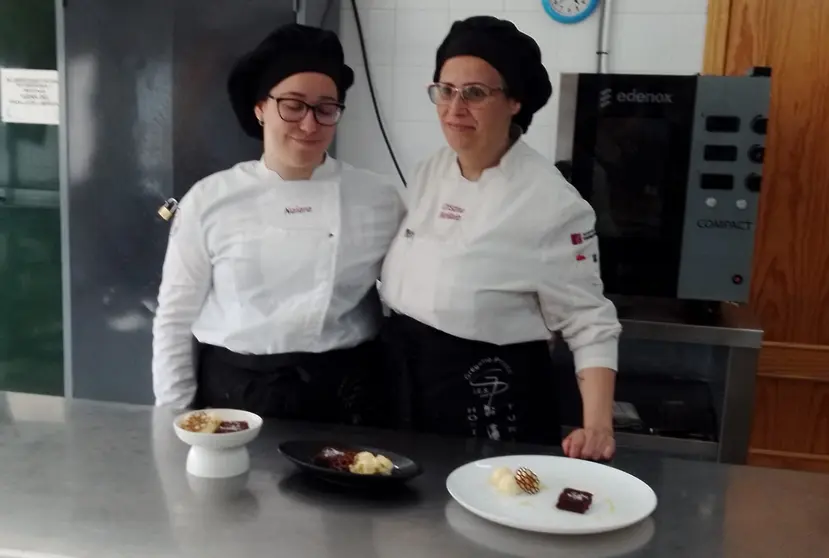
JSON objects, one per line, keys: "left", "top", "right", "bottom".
{"left": 152, "top": 24, "right": 404, "bottom": 425}
{"left": 380, "top": 17, "right": 621, "bottom": 460}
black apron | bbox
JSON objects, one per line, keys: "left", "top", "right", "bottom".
{"left": 383, "top": 313, "right": 561, "bottom": 445}
{"left": 193, "top": 339, "right": 391, "bottom": 428}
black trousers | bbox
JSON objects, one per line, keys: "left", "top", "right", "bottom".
{"left": 383, "top": 313, "right": 561, "bottom": 445}
{"left": 194, "top": 340, "right": 391, "bottom": 427}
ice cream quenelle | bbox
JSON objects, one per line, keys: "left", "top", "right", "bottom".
{"left": 350, "top": 451, "right": 394, "bottom": 475}
{"left": 489, "top": 466, "right": 522, "bottom": 495}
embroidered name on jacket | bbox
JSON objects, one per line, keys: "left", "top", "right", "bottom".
{"left": 285, "top": 206, "right": 312, "bottom": 215}
{"left": 439, "top": 203, "right": 465, "bottom": 221}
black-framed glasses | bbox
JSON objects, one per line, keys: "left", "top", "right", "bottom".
{"left": 427, "top": 82, "right": 506, "bottom": 105}
{"left": 268, "top": 95, "right": 345, "bottom": 126}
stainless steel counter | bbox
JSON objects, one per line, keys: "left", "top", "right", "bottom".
{"left": 1, "top": 392, "right": 827, "bottom": 558}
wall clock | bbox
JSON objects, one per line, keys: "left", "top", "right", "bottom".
{"left": 541, "top": 0, "right": 601, "bottom": 24}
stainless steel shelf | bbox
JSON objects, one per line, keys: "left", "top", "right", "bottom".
{"left": 614, "top": 296, "right": 763, "bottom": 349}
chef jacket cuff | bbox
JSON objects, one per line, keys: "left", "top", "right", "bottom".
{"left": 154, "top": 388, "right": 196, "bottom": 412}
{"left": 572, "top": 339, "right": 618, "bottom": 374}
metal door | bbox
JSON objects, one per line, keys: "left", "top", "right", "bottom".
{"left": 62, "top": 0, "right": 300, "bottom": 403}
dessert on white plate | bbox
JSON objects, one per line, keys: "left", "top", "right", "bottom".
{"left": 447, "top": 455, "right": 658, "bottom": 535}
{"left": 173, "top": 409, "right": 263, "bottom": 478}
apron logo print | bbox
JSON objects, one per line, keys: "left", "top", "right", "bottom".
{"left": 404, "top": 228, "right": 415, "bottom": 238}
{"left": 464, "top": 357, "right": 513, "bottom": 407}
{"left": 465, "top": 359, "right": 517, "bottom": 442}
{"left": 285, "top": 206, "right": 312, "bottom": 214}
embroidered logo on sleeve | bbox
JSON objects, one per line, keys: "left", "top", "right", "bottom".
{"left": 576, "top": 252, "right": 600, "bottom": 263}
{"left": 285, "top": 206, "right": 312, "bottom": 215}
{"left": 576, "top": 252, "right": 599, "bottom": 264}
{"left": 439, "top": 203, "right": 464, "bottom": 221}
{"left": 570, "top": 228, "right": 597, "bottom": 245}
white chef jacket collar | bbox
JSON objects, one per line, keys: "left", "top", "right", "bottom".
{"left": 450, "top": 138, "right": 528, "bottom": 182}
{"left": 257, "top": 152, "right": 338, "bottom": 181}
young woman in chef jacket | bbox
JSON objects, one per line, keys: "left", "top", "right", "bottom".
{"left": 380, "top": 17, "right": 621, "bottom": 460}
{"left": 152, "top": 24, "right": 404, "bottom": 425}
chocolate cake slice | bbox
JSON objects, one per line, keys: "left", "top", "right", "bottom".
{"left": 313, "top": 447, "right": 357, "bottom": 472}
{"left": 215, "top": 420, "right": 249, "bottom": 433}
{"left": 556, "top": 488, "right": 593, "bottom": 514}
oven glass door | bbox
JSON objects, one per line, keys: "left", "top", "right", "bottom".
{"left": 570, "top": 75, "right": 698, "bottom": 298}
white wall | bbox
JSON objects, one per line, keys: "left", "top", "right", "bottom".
{"left": 336, "top": 0, "right": 708, "bottom": 181}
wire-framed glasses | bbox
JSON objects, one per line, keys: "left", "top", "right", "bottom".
{"left": 427, "top": 82, "right": 506, "bottom": 105}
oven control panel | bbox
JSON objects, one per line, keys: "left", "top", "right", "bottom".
{"left": 677, "top": 74, "right": 771, "bottom": 302}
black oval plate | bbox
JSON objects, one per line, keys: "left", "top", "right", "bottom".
{"left": 278, "top": 440, "right": 423, "bottom": 488}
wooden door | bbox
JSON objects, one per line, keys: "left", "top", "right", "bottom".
{"left": 705, "top": 0, "right": 829, "bottom": 472}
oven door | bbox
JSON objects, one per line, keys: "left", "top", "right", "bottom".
{"left": 569, "top": 74, "right": 698, "bottom": 298}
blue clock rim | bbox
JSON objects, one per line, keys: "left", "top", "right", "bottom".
{"left": 541, "top": 0, "right": 601, "bottom": 24}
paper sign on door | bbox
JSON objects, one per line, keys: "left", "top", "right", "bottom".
{"left": 1, "top": 68, "right": 60, "bottom": 126}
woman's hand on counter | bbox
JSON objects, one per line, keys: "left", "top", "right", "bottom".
{"left": 562, "top": 426, "right": 615, "bottom": 461}
{"left": 565, "top": 365, "right": 616, "bottom": 460}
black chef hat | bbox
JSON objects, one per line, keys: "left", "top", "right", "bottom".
{"left": 433, "top": 16, "right": 552, "bottom": 134}
{"left": 227, "top": 23, "right": 355, "bottom": 139}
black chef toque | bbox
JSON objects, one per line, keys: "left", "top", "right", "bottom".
{"left": 227, "top": 23, "right": 355, "bottom": 139}
{"left": 433, "top": 16, "right": 552, "bottom": 134}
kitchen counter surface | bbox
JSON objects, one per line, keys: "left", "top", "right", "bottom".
{"left": 1, "top": 392, "right": 827, "bottom": 558}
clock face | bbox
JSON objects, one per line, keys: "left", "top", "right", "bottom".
{"left": 546, "top": 0, "right": 594, "bottom": 16}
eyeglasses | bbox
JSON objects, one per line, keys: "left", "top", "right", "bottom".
{"left": 427, "top": 82, "right": 506, "bottom": 105}
{"left": 268, "top": 95, "right": 345, "bottom": 126}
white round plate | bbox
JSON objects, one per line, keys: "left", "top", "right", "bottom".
{"left": 446, "top": 455, "right": 657, "bottom": 535}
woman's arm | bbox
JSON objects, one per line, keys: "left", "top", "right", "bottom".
{"left": 538, "top": 194, "right": 621, "bottom": 459}
{"left": 152, "top": 191, "right": 212, "bottom": 410}
{"left": 577, "top": 366, "right": 616, "bottom": 430}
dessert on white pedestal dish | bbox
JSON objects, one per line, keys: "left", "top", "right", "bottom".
{"left": 173, "top": 409, "right": 263, "bottom": 478}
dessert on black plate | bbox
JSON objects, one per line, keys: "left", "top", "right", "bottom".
{"left": 556, "top": 487, "right": 593, "bottom": 514}
{"left": 279, "top": 440, "right": 422, "bottom": 486}
{"left": 313, "top": 446, "right": 394, "bottom": 475}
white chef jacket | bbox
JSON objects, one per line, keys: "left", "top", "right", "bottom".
{"left": 153, "top": 155, "right": 405, "bottom": 409}
{"left": 380, "top": 139, "right": 621, "bottom": 373}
